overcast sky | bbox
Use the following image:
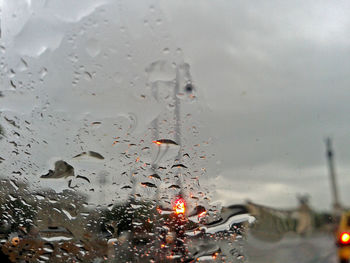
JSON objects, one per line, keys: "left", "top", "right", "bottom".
{"left": 1, "top": 0, "right": 350, "bottom": 211}
{"left": 159, "top": 0, "right": 350, "bottom": 210}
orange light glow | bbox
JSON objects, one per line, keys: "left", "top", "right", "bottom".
{"left": 152, "top": 140, "right": 162, "bottom": 145}
{"left": 341, "top": 232, "right": 350, "bottom": 244}
{"left": 173, "top": 197, "right": 186, "bottom": 215}
{"left": 161, "top": 243, "right": 165, "bottom": 248}
{"left": 198, "top": 211, "right": 207, "bottom": 218}
{"left": 11, "top": 237, "right": 20, "bottom": 246}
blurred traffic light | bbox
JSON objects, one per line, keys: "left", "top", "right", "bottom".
{"left": 340, "top": 232, "right": 350, "bottom": 245}
{"left": 173, "top": 197, "right": 186, "bottom": 215}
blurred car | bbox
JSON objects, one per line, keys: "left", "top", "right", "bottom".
{"left": 336, "top": 211, "right": 350, "bottom": 263}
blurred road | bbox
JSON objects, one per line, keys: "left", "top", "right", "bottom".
{"left": 245, "top": 233, "right": 337, "bottom": 263}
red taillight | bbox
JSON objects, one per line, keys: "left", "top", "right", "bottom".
{"left": 173, "top": 197, "right": 186, "bottom": 215}
{"left": 340, "top": 232, "right": 350, "bottom": 244}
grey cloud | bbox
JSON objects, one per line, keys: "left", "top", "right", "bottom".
{"left": 162, "top": 0, "right": 350, "bottom": 210}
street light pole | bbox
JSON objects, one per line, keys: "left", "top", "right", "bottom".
{"left": 151, "top": 64, "right": 193, "bottom": 261}
{"left": 325, "top": 138, "right": 342, "bottom": 215}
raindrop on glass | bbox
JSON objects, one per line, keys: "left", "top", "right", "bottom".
{"left": 86, "top": 38, "right": 101, "bottom": 57}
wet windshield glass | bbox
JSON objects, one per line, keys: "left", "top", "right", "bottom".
{"left": 1, "top": 1, "right": 349, "bottom": 262}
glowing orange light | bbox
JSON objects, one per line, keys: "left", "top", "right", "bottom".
{"left": 152, "top": 140, "right": 162, "bottom": 145}
{"left": 11, "top": 237, "right": 20, "bottom": 246}
{"left": 161, "top": 243, "right": 165, "bottom": 248}
{"left": 173, "top": 197, "right": 186, "bottom": 215}
{"left": 341, "top": 232, "right": 350, "bottom": 244}
{"left": 198, "top": 211, "right": 207, "bottom": 218}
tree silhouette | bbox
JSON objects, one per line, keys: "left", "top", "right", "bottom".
{"left": 0, "top": 196, "right": 37, "bottom": 234}
{"left": 101, "top": 200, "right": 156, "bottom": 237}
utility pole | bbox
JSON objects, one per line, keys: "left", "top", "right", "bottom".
{"left": 325, "top": 138, "right": 342, "bottom": 215}
{"left": 151, "top": 64, "right": 191, "bottom": 261}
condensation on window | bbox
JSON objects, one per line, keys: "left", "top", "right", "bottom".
{"left": 0, "top": 1, "right": 253, "bottom": 262}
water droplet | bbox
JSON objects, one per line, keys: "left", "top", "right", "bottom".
{"left": 146, "top": 61, "right": 176, "bottom": 82}
{"left": 183, "top": 153, "right": 190, "bottom": 159}
{"left": 156, "top": 18, "right": 162, "bottom": 25}
{"left": 8, "top": 69, "right": 16, "bottom": 78}
{"left": 187, "top": 206, "right": 254, "bottom": 235}
{"left": 141, "top": 182, "right": 157, "bottom": 188}
{"left": 17, "top": 58, "right": 28, "bottom": 72}
{"left": 10, "top": 80, "right": 17, "bottom": 89}
{"left": 40, "top": 160, "right": 74, "bottom": 179}
{"left": 76, "top": 175, "right": 90, "bottom": 183}
{"left": 84, "top": 71, "right": 93, "bottom": 80}
{"left": 69, "top": 54, "right": 79, "bottom": 63}
{"left": 171, "top": 164, "right": 187, "bottom": 169}
{"left": 4, "top": 116, "right": 19, "bottom": 128}
{"left": 148, "top": 174, "right": 161, "bottom": 180}
{"left": 42, "top": 236, "right": 73, "bottom": 242}
{"left": 168, "top": 184, "right": 180, "bottom": 189}
{"left": 39, "top": 67, "right": 48, "bottom": 79}
{"left": 153, "top": 139, "right": 178, "bottom": 145}
{"left": 185, "top": 83, "right": 194, "bottom": 93}
{"left": 35, "top": 194, "right": 45, "bottom": 200}
{"left": 162, "top": 48, "right": 170, "bottom": 54}
{"left": 85, "top": 38, "right": 101, "bottom": 57}
{"left": 62, "top": 209, "right": 76, "bottom": 220}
